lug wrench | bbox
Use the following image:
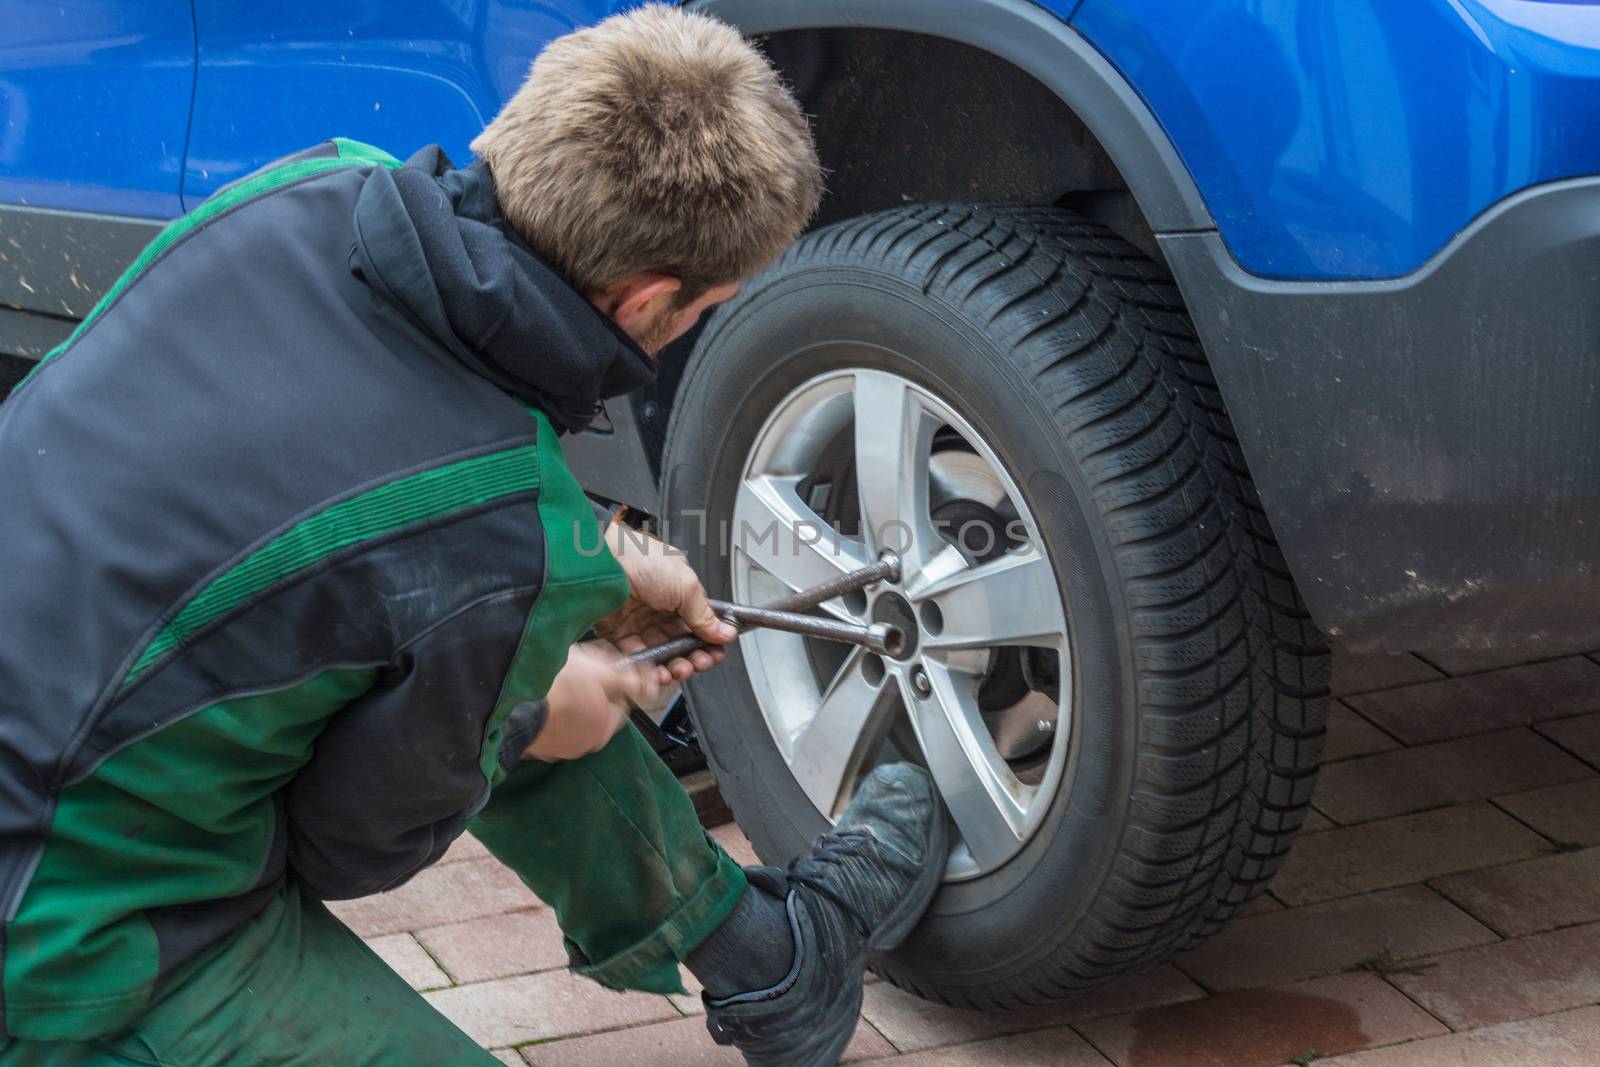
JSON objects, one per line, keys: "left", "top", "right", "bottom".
{"left": 620, "top": 554, "right": 902, "bottom": 667}
{"left": 708, "top": 602, "right": 906, "bottom": 657}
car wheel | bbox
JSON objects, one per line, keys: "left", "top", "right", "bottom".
{"left": 660, "top": 203, "right": 1329, "bottom": 1007}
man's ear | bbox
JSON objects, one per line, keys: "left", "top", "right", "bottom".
{"left": 592, "top": 272, "right": 682, "bottom": 333}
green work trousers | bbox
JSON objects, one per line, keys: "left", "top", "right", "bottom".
{"left": 0, "top": 725, "right": 747, "bottom": 1066}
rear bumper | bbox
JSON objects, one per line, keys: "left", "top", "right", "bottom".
{"left": 1163, "top": 176, "right": 1600, "bottom": 651}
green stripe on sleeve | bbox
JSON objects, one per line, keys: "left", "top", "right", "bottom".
{"left": 123, "top": 444, "right": 541, "bottom": 686}
{"left": 332, "top": 138, "right": 404, "bottom": 168}
{"left": 476, "top": 411, "right": 631, "bottom": 786}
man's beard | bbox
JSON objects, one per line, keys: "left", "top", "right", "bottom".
{"left": 633, "top": 307, "right": 680, "bottom": 356}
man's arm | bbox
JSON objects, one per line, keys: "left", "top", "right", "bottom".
{"left": 283, "top": 588, "right": 542, "bottom": 900}
{"left": 285, "top": 516, "right": 732, "bottom": 899}
{"left": 499, "top": 641, "right": 660, "bottom": 766}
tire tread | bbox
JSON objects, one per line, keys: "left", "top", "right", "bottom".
{"left": 799, "top": 204, "right": 1329, "bottom": 1006}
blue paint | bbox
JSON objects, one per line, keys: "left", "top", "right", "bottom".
{"left": 0, "top": 1, "right": 634, "bottom": 217}
{"left": 0, "top": 2, "right": 195, "bottom": 218}
{"left": 181, "top": 0, "right": 635, "bottom": 208}
{"left": 1071, "top": 0, "right": 1600, "bottom": 278}
{"left": 5, "top": 0, "right": 1600, "bottom": 281}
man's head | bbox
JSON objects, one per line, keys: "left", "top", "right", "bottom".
{"left": 472, "top": 4, "right": 823, "bottom": 354}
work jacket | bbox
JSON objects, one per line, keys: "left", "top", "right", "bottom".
{"left": 0, "top": 140, "right": 652, "bottom": 1040}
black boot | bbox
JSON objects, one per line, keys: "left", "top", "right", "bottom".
{"left": 703, "top": 763, "right": 949, "bottom": 1067}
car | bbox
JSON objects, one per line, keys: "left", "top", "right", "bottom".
{"left": 6, "top": 0, "right": 1600, "bottom": 1011}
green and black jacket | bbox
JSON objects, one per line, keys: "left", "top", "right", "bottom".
{"left": 0, "top": 141, "right": 654, "bottom": 1040}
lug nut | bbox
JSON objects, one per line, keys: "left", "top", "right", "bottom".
{"left": 911, "top": 666, "right": 932, "bottom": 697}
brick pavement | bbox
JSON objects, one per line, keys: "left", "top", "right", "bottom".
{"left": 328, "top": 646, "right": 1600, "bottom": 1064}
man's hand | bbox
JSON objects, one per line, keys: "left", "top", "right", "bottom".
{"left": 595, "top": 524, "right": 736, "bottom": 684}
{"left": 525, "top": 641, "right": 660, "bottom": 762}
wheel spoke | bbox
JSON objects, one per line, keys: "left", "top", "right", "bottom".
{"left": 734, "top": 367, "right": 1076, "bottom": 879}
{"left": 852, "top": 370, "right": 937, "bottom": 568}
{"left": 918, "top": 545, "right": 1065, "bottom": 652}
{"left": 789, "top": 650, "right": 898, "bottom": 818}
{"left": 733, "top": 474, "right": 871, "bottom": 620}
{"left": 908, "top": 662, "right": 1030, "bottom": 870}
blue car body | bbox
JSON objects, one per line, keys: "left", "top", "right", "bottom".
{"left": 4, "top": 0, "right": 1600, "bottom": 648}
{"left": 8, "top": 1, "right": 1600, "bottom": 278}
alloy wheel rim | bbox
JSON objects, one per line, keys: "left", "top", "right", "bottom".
{"left": 730, "top": 366, "right": 1074, "bottom": 880}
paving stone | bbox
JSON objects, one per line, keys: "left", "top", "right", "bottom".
{"left": 859, "top": 1026, "right": 1113, "bottom": 1065}
{"left": 1495, "top": 777, "right": 1600, "bottom": 847}
{"left": 364, "top": 932, "right": 452, "bottom": 991}
{"left": 1388, "top": 920, "right": 1600, "bottom": 1030}
{"left": 1331, "top": 649, "right": 1443, "bottom": 696}
{"left": 440, "top": 833, "right": 492, "bottom": 865}
{"left": 671, "top": 968, "right": 707, "bottom": 1016}
{"left": 418, "top": 908, "right": 570, "bottom": 984}
{"left": 1345, "top": 657, "right": 1600, "bottom": 745}
{"left": 1244, "top": 893, "right": 1284, "bottom": 915}
{"left": 1322, "top": 703, "right": 1401, "bottom": 763}
{"left": 328, "top": 858, "right": 538, "bottom": 937}
{"left": 522, "top": 1012, "right": 893, "bottom": 1065}
{"left": 1430, "top": 845, "right": 1600, "bottom": 937}
{"left": 860, "top": 965, "right": 1202, "bottom": 1052}
{"left": 1318, "top": 1004, "right": 1600, "bottom": 1065}
{"left": 1424, "top": 639, "right": 1600, "bottom": 677}
{"left": 1176, "top": 884, "right": 1496, "bottom": 992}
{"left": 1302, "top": 808, "right": 1337, "bottom": 832}
{"left": 1536, "top": 710, "right": 1600, "bottom": 767}
{"left": 1076, "top": 971, "right": 1444, "bottom": 1067}
{"left": 1310, "top": 728, "right": 1592, "bottom": 825}
{"left": 491, "top": 1050, "right": 523, "bottom": 1066}
{"left": 424, "top": 969, "right": 677, "bottom": 1047}
{"left": 1270, "top": 801, "right": 1549, "bottom": 906}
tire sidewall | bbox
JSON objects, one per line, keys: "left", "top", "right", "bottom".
{"left": 662, "top": 265, "right": 1143, "bottom": 985}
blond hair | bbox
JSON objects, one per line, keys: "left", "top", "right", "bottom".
{"left": 472, "top": 4, "right": 822, "bottom": 298}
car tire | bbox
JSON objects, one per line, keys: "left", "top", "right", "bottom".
{"left": 660, "top": 203, "right": 1329, "bottom": 1007}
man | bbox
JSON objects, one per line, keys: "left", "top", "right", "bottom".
{"left": 0, "top": 6, "right": 947, "bottom": 1065}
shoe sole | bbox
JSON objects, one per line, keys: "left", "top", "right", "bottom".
{"left": 864, "top": 803, "right": 950, "bottom": 958}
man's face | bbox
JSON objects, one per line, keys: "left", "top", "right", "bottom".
{"left": 634, "top": 281, "right": 742, "bottom": 355}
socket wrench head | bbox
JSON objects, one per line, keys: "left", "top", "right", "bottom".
{"left": 867, "top": 622, "right": 907, "bottom": 658}
{"left": 878, "top": 552, "right": 903, "bottom": 583}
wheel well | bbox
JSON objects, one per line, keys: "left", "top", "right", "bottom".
{"left": 606, "top": 16, "right": 1193, "bottom": 499}
{"left": 757, "top": 27, "right": 1163, "bottom": 261}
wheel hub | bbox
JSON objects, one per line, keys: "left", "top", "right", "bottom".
{"left": 870, "top": 591, "right": 919, "bottom": 660}
{"left": 731, "top": 367, "right": 1074, "bottom": 880}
